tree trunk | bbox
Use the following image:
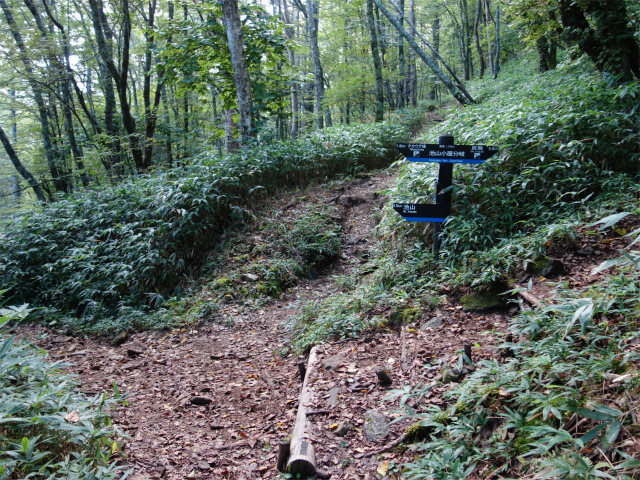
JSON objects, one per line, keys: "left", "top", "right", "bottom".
{"left": 88, "top": 0, "right": 144, "bottom": 172}
{"left": 306, "top": 0, "right": 327, "bottom": 129}
{"left": 162, "top": 87, "right": 173, "bottom": 166}
{"left": 536, "top": 36, "right": 550, "bottom": 72}
{"left": 221, "top": 0, "right": 254, "bottom": 142}
{"left": 458, "top": 0, "right": 469, "bottom": 81}
{"left": 366, "top": 0, "right": 384, "bottom": 122}
{"left": 397, "top": 0, "right": 405, "bottom": 108}
{"left": 484, "top": 0, "right": 494, "bottom": 77}
{"left": 463, "top": 0, "right": 473, "bottom": 78}
{"left": 29, "top": 0, "right": 90, "bottom": 187}
{"left": 282, "top": 0, "right": 299, "bottom": 138}
{"left": 474, "top": 0, "right": 485, "bottom": 78}
{"left": 163, "top": 1, "right": 174, "bottom": 166}
{"left": 493, "top": 6, "right": 500, "bottom": 79}
{"left": 430, "top": 15, "right": 440, "bottom": 100}
{"left": 389, "top": 1, "right": 473, "bottom": 103}
{"left": 143, "top": 0, "right": 163, "bottom": 169}
{"left": 558, "top": 0, "right": 639, "bottom": 81}
{"left": 374, "top": 5, "right": 396, "bottom": 111}
{"left": 225, "top": 110, "right": 240, "bottom": 152}
{"left": 209, "top": 84, "right": 223, "bottom": 156}
{"left": 0, "top": 124, "right": 47, "bottom": 203}
{"left": 408, "top": 0, "right": 417, "bottom": 107}
{"left": 0, "top": 0, "right": 68, "bottom": 193}
{"left": 373, "top": 0, "right": 473, "bottom": 106}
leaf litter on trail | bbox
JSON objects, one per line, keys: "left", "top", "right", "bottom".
{"left": 14, "top": 170, "right": 625, "bottom": 479}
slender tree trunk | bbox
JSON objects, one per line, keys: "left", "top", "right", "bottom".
{"left": 32, "top": 0, "right": 90, "bottom": 186}
{"left": 221, "top": 0, "right": 254, "bottom": 142}
{"left": 282, "top": 0, "right": 299, "bottom": 138}
{"left": 373, "top": 0, "right": 474, "bottom": 105}
{"left": 389, "top": 1, "right": 473, "bottom": 103}
{"left": 463, "top": 0, "right": 473, "bottom": 79}
{"left": 208, "top": 84, "right": 223, "bottom": 156}
{"left": 225, "top": 110, "right": 240, "bottom": 152}
{"left": 366, "top": 0, "right": 384, "bottom": 122}
{"left": 458, "top": 0, "right": 469, "bottom": 81}
{"left": 493, "top": 6, "right": 500, "bottom": 79}
{"left": 163, "top": 1, "right": 174, "bottom": 166}
{"left": 143, "top": 0, "right": 163, "bottom": 168}
{"left": 88, "top": 0, "right": 144, "bottom": 172}
{"left": 0, "top": 0, "right": 68, "bottom": 193}
{"left": 429, "top": 15, "right": 440, "bottom": 100}
{"left": 408, "top": 0, "right": 417, "bottom": 107}
{"left": 10, "top": 90, "right": 16, "bottom": 142}
{"left": 374, "top": 5, "right": 396, "bottom": 111}
{"left": 474, "top": 0, "right": 485, "bottom": 78}
{"left": 306, "top": 0, "right": 327, "bottom": 129}
{"left": 162, "top": 87, "right": 173, "bottom": 166}
{"left": 484, "top": 0, "right": 494, "bottom": 77}
{"left": 0, "top": 124, "right": 47, "bottom": 203}
{"left": 131, "top": 67, "right": 139, "bottom": 111}
{"left": 9, "top": 90, "right": 21, "bottom": 202}
{"left": 397, "top": 0, "right": 405, "bottom": 108}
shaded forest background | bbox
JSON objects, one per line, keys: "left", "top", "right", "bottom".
{"left": 1, "top": 0, "right": 637, "bottom": 215}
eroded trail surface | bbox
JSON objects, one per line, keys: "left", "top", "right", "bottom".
{"left": 16, "top": 168, "right": 624, "bottom": 480}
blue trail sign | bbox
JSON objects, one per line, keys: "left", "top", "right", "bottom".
{"left": 393, "top": 203, "right": 451, "bottom": 223}
{"left": 393, "top": 134, "right": 499, "bottom": 256}
{"left": 396, "top": 143, "right": 498, "bottom": 164}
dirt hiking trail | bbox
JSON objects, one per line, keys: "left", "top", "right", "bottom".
{"left": 16, "top": 168, "right": 628, "bottom": 480}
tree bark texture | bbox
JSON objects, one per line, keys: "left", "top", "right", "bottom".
{"left": 282, "top": 0, "right": 299, "bottom": 138}
{"left": 221, "top": 0, "right": 254, "bottom": 142}
{"left": 143, "top": 0, "right": 164, "bottom": 169}
{"left": 558, "top": 0, "right": 639, "bottom": 81}
{"left": 397, "top": 0, "right": 405, "bottom": 108}
{"left": 408, "top": 0, "right": 417, "bottom": 107}
{"left": 366, "top": 0, "right": 384, "bottom": 122}
{"left": 484, "top": 0, "right": 494, "bottom": 77}
{"left": 474, "top": 0, "right": 485, "bottom": 78}
{"left": 430, "top": 14, "right": 440, "bottom": 100}
{"left": 458, "top": 0, "right": 470, "bottom": 81}
{"left": 493, "top": 6, "right": 500, "bottom": 79}
{"left": 0, "top": 123, "right": 47, "bottom": 203}
{"left": 306, "top": 0, "right": 327, "bottom": 129}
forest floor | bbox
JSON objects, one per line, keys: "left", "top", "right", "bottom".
{"left": 15, "top": 168, "right": 631, "bottom": 480}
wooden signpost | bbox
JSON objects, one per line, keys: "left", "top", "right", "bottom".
{"left": 394, "top": 134, "right": 498, "bottom": 255}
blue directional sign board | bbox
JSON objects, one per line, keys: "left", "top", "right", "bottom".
{"left": 393, "top": 203, "right": 451, "bottom": 223}
{"left": 396, "top": 143, "right": 499, "bottom": 164}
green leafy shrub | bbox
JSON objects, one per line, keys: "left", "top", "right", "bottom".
{"left": 379, "top": 54, "right": 639, "bottom": 287}
{"left": 288, "top": 55, "right": 640, "bottom": 352}
{"left": 0, "top": 111, "right": 426, "bottom": 331}
{"left": 393, "top": 273, "right": 640, "bottom": 480}
{"left": 205, "top": 203, "right": 342, "bottom": 304}
{"left": 0, "top": 307, "right": 125, "bottom": 479}
{"left": 285, "top": 208, "right": 342, "bottom": 267}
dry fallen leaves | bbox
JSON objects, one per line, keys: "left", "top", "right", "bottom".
{"left": 377, "top": 460, "right": 390, "bottom": 476}
{"left": 64, "top": 410, "right": 80, "bottom": 423}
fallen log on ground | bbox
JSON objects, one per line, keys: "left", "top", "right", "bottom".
{"left": 286, "top": 345, "right": 320, "bottom": 477}
{"left": 511, "top": 284, "right": 542, "bottom": 307}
